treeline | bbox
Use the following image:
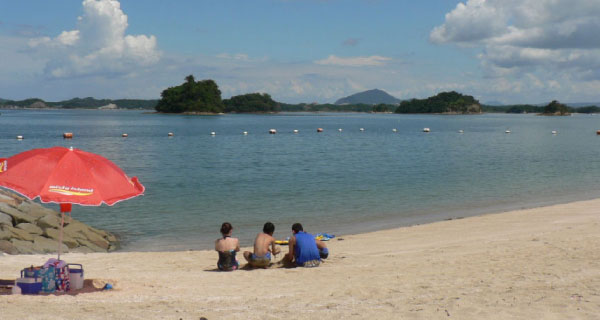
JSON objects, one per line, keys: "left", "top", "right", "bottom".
{"left": 482, "top": 102, "right": 600, "bottom": 114}
{"left": 224, "top": 93, "right": 280, "bottom": 113}
{"left": 0, "top": 97, "right": 158, "bottom": 109}
{"left": 395, "top": 91, "right": 481, "bottom": 114}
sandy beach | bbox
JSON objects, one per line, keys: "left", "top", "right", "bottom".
{"left": 1, "top": 199, "right": 600, "bottom": 319}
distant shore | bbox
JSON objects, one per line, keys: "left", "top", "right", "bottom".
{"left": 1, "top": 198, "right": 599, "bottom": 319}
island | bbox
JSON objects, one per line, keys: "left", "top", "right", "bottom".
{"left": 540, "top": 100, "right": 570, "bottom": 116}
{"left": 155, "top": 75, "right": 224, "bottom": 114}
{"left": 395, "top": 91, "right": 482, "bottom": 114}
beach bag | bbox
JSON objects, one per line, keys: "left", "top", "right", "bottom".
{"left": 40, "top": 266, "right": 56, "bottom": 293}
{"left": 54, "top": 265, "right": 70, "bottom": 292}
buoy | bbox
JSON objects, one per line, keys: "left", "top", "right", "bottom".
{"left": 16, "top": 135, "right": 23, "bottom": 140}
{"left": 392, "top": 128, "right": 397, "bottom": 132}
{"left": 168, "top": 132, "right": 174, "bottom": 137}
{"left": 269, "top": 129, "right": 277, "bottom": 134}
{"left": 63, "top": 132, "right": 73, "bottom": 139}
{"left": 505, "top": 130, "right": 511, "bottom": 134}
{"left": 243, "top": 131, "right": 248, "bottom": 135}
{"left": 210, "top": 132, "right": 216, "bottom": 136}
{"left": 122, "top": 133, "right": 128, "bottom": 138}
{"left": 552, "top": 130, "right": 557, "bottom": 134}
{"left": 360, "top": 128, "right": 365, "bottom": 132}
{"left": 458, "top": 130, "right": 464, "bottom": 133}
{"left": 423, "top": 128, "right": 430, "bottom": 132}
{"left": 317, "top": 128, "right": 323, "bottom": 133}
{"left": 293, "top": 129, "right": 299, "bottom": 134}
{"left": 338, "top": 128, "right": 342, "bottom": 132}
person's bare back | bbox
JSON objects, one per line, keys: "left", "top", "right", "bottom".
{"left": 253, "top": 232, "right": 278, "bottom": 257}
{"left": 243, "top": 222, "right": 281, "bottom": 268}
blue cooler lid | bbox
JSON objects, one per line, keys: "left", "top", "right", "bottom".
{"left": 69, "top": 269, "right": 83, "bottom": 274}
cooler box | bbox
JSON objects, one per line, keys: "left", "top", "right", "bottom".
{"left": 67, "top": 264, "right": 84, "bottom": 290}
{"left": 16, "top": 277, "right": 42, "bottom": 295}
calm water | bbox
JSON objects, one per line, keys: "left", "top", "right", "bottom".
{"left": 1, "top": 109, "right": 600, "bottom": 251}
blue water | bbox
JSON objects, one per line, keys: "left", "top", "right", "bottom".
{"left": 1, "top": 109, "right": 600, "bottom": 251}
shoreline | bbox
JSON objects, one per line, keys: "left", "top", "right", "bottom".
{"left": 115, "top": 190, "right": 600, "bottom": 252}
{"left": 2, "top": 198, "right": 599, "bottom": 319}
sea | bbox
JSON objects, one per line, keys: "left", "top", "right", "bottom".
{"left": 1, "top": 109, "right": 600, "bottom": 251}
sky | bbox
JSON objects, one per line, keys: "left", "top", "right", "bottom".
{"left": 0, "top": 0, "right": 599, "bottom": 104}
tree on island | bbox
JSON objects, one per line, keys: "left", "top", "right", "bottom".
{"left": 541, "top": 100, "right": 571, "bottom": 116}
{"left": 155, "top": 75, "right": 224, "bottom": 113}
{"left": 394, "top": 91, "right": 481, "bottom": 114}
{"left": 223, "top": 93, "right": 280, "bottom": 113}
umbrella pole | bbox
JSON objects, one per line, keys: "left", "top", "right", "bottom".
{"left": 58, "top": 204, "right": 72, "bottom": 261}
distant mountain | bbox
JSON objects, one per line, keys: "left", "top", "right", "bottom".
{"left": 335, "top": 89, "right": 401, "bottom": 105}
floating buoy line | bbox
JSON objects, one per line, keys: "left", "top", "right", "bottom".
{"left": 12, "top": 129, "right": 600, "bottom": 140}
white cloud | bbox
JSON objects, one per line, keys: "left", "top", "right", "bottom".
{"left": 216, "top": 53, "right": 250, "bottom": 61}
{"left": 28, "top": 0, "right": 160, "bottom": 78}
{"left": 431, "top": 0, "right": 600, "bottom": 101}
{"left": 314, "top": 55, "right": 392, "bottom": 67}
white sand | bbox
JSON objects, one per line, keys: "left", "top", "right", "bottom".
{"left": 1, "top": 199, "right": 600, "bottom": 319}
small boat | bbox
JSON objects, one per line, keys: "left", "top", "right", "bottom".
{"left": 423, "top": 128, "right": 430, "bottom": 132}
{"left": 458, "top": 130, "right": 464, "bottom": 133}
{"left": 505, "top": 130, "right": 511, "bottom": 134}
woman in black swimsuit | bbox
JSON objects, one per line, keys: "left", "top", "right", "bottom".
{"left": 215, "top": 222, "right": 240, "bottom": 271}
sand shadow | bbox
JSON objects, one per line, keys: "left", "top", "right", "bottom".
{"left": 1, "top": 279, "right": 113, "bottom": 296}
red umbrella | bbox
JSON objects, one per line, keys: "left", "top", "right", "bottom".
{"left": 0, "top": 146, "right": 144, "bottom": 259}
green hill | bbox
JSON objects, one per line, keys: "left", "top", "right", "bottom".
{"left": 395, "top": 91, "right": 481, "bottom": 114}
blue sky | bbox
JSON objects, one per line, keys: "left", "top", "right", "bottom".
{"left": 1, "top": 0, "right": 599, "bottom": 104}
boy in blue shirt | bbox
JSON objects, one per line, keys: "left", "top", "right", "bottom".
{"left": 284, "top": 223, "right": 328, "bottom": 267}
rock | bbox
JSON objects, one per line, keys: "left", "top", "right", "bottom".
{"left": 76, "top": 238, "right": 106, "bottom": 252}
{"left": 0, "top": 189, "right": 26, "bottom": 203}
{"left": 16, "top": 223, "right": 43, "bottom": 235}
{"left": 37, "top": 214, "right": 61, "bottom": 230}
{"left": 63, "top": 222, "right": 89, "bottom": 240}
{"left": 6, "top": 226, "right": 34, "bottom": 241}
{"left": 0, "top": 226, "right": 12, "bottom": 240}
{"left": 0, "top": 212, "right": 13, "bottom": 227}
{"left": 0, "top": 240, "right": 18, "bottom": 254}
{"left": 0, "top": 202, "right": 36, "bottom": 224}
{"left": 63, "top": 221, "right": 109, "bottom": 249}
{"left": 10, "top": 239, "right": 35, "bottom": 254}
{"left": 0, "top": 192, "right": 119, "bottom": 253}
{"left": 88, "top": 226, "right": 109, "bottom": 238}
{"left": 33, "top": 236, "right": 67, "bottom": 254}
{"left": 106, "top": 233, "right": 118, "bottom": 243}
{"left": 43, "top": 228, "right": 79, "bottom": 248}
{"left": 16, "top": 201, "right": 54, "bottom": 219}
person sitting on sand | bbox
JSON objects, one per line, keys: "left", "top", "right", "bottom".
{"left": 284, "top": 223, "right": 328, "bottom": 267}
{"left": 215, "top": 222, "right": 240, "bottom": 271}
{"left": 243, "top": 222, "right": 281, "bottom": 268}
